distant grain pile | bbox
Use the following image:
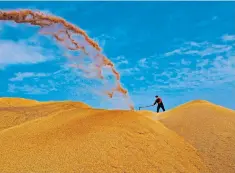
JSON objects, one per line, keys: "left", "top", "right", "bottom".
{"left": 0, "top": 97, "right": 91, "bottom": 131}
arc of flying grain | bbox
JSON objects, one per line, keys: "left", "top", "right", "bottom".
{"left": 0, "top": 9, "right": 134, "bottom": 110}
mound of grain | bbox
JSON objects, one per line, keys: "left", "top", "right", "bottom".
{"left": 0, "top": 98, "right": 91, "bottom": 131}
{"left": 159, "top": 100, "right": 235, "bottom": 173}
{"left": 0, "top": 107, "right": 207, "bottom": 173}
{"left": 0, "top": 97, "right": 39, "bottom": 107}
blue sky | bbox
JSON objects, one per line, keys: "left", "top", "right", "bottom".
{"left": 0, "top": 1, "right": 235, "bottom": 111}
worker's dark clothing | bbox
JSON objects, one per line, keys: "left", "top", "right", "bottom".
{"left": 153, "top": 97, "right": 165, "bottom": 113}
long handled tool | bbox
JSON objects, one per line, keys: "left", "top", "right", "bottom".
{"left": 138, "top": 105, "right": 153, "bottom": 110}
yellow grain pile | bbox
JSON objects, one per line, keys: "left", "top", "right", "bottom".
{"left": 0, "top": 98, "right": 91, "bottom": 131}
{"left": 158, "top": 100, "right": 235, "bottom": 173}
{"left": 0, "top": 98, "right": 207, "bottom": 173}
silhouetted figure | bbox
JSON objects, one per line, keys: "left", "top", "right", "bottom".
{"left": 153, "top": 95, "right": 165, "bottom": 113}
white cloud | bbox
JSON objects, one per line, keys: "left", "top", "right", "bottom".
{"left": 199, "top": 45, "right": 232, "bottom": 56}
{"left": 114, "top": 56, "right": 129, "bottom": 66}
{"left": 110, "top": 55, "right": 141, "bottom": 76}
{"left": 141, "top": 36, "right": 235, "bottom": 93}
{"left": 9, "top": 72, "right": 50, "bottom": 81}
{"left": 120, "top": 67, "right": 140, "bottom": 76}
{"left": 119, "top": 59, "right": 128, "bottom": 65}
{"left": 181, "top": 59, "right": 191, "bottom": 65}
{"left": 196, "top": 59, "right": 209, "bottom": 68}
{"left": 136, "top": 76, "right": 145, "bottom": 81}
{"left": 164, "top": 36, "right": 234, "bottom": 58}
{"left": 164, "top": 49, "right": 182, "bottom": 57}
{"left": 186, "top": 41, "right": 209, "bottom": 47}
{"left": 116, "top": 60, "right": 129, "bottom": 66}
{"left": 8, "top": 81, "right": 57, "bottom": 95}
{"left": 138, "top": 58, "right": 148, "bottom": 68}
{"left": 164, "top": 42, "right": 232, "bottom": 57}
{"left": 0, "top": 39, "right": 54, "bottom": 67}
{"left": 222, "top": 34, "right": 235, "bottom": 42}
{"left": 156, "top": 54, "right": 235, "bottom": 90}
{"left": 8, "top": 84, "right": 47, "bottom": 95}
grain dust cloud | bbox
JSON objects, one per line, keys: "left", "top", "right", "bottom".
{"left": 0, "top": 9, "right": 134, "bottom": 110}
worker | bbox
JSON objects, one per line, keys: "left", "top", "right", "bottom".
{"left": 152, "top": 95, "right": 165, "bottom": 113}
